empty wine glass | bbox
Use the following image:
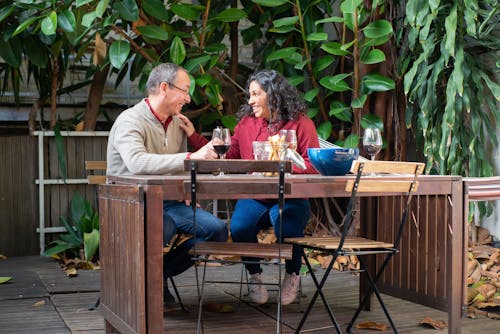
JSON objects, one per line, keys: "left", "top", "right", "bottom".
{"left": 212, "top": 127, "right": 231, "bottom": 176}
{"left": 362, "top": 127, "right": 382, "bottom": 161}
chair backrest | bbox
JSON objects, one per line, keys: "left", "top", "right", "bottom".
{"left": 85, "top": 160, "right": 107, "bottom": 185}
{"left": 339, "top": 160, "right": 425, "bottom": 250}
{"left": 346, "top": 160, "right": 424, "bottom": 193}
{"left": 184, "top": 159, "right": 292, "bottom": 242}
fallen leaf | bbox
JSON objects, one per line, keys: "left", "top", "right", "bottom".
{"left": 420, "top": 316, "right": 447, "bottom": 329}
{"left": 203, "top": 303, "right": 234, "bottom": 313}
{"left": 356, "top": 321, "right": 387, "bottom": 331}
{"left": 476, "top": 283, "right": 496, "bottom": 299}
{"left": 32, "top": 300, "right": 45, "bottom": 307}
{"left": 65, "top": 268, "right": 78, "bottom": 277}
{"left": 0, "top": 277, "right": 12, "bottom": 284}
{"left": 0, "top": 254, "right": 6, "bottom": 260}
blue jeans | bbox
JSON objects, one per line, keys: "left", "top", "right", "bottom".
{"left": 163, "top": 200, "right": 228, "bottom": 277}
{"left": 230, "top": 198, "right": 310, "bottom": 275}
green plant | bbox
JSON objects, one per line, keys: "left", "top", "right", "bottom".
{"left": 43, "top": 192, "right": 99, "bottom": 262}
{"left": 241, "top": 0, "right": 394, "bottom": 150}
{"left": 400, "top": 0, "right": 499, "bottom": 218}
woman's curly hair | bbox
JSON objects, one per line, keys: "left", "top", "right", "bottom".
{"left": 237, "top": 69, "right": 307, "bottom": 123}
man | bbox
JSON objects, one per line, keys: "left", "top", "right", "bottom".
{"left": 107, "top": 63, "right": 228, "bottom": 304}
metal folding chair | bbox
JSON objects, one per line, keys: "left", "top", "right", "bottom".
{"left": 184, "top": 159, "right": 293, "bottom": 334}
{"left": 286, "top": 160, "right": 424, "bottom": 333}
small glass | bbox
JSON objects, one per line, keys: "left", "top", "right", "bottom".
{"left": 252, "top": 141, "right": 271, "bottom": 161}
{"left": 212, "top": 127, "right": 231, "bottom": 176}
{"left": 279, "top": 129, "right": 297, "bottom": 151}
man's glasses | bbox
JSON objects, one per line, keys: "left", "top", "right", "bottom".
{"left": 168, "top": 82, "right": 190, "bottom": 95}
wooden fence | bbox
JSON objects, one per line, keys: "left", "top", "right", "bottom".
{"left": 0, "top": 133, "right": 108, "bottom": 256}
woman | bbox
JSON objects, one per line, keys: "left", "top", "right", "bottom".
{"left": 225, "top": 69, "right": 319, "bottom": 305}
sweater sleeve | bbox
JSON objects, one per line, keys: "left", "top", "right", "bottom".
{"left": 293, "top": 116, "right": 320, "bottom": 174}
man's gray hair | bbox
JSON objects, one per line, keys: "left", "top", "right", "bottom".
{"left": 146, "top": 63, "right": 186, "bottom": 94}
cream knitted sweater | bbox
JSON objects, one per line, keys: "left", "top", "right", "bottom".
{"left": 107, "top": 99, "right": 190, "bottom": 176}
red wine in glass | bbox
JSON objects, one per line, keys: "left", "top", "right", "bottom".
{"left": 362, "top": 127, "right": 383, "bottom": 161}
{"left": 212, "top": 127, "right": 231, "bottom": 176}
{"left": 363, "top": 144, "right": 382, "bottom": 156}
{"left": 213, "top": 144, "right": 230, "bottom": 156}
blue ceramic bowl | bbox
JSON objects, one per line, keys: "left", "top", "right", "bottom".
{"left": 308, "top": 147, "right": 359, "bottom": 176}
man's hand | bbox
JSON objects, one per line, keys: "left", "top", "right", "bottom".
{"left": 190, "top": 141, "right": 218, "bottom": 159}
{"left": 177, "top": 114, "right": 195, "bottom": 137}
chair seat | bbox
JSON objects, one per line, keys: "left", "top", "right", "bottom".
{"left": 286, "top": 236, "right": 393, "bottom": 250}
{"left": 190, "top": 241, "right": 293, "bottom": 260}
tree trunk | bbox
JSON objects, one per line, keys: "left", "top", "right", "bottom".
{"left": 84, "top": 65, "right": 110, "bottom": 131}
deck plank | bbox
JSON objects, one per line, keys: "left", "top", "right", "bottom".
{"left": 0, "top": 256, "right": 499, "bottom": 333}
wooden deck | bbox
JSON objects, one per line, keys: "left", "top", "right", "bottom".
{"left": 0, "top": 256, "right": 498, "bottom": 333}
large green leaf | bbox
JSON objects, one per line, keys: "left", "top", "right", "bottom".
{"left": 184, "top": 55, "right": 211, "bottom": 72}
{"left": 315, "top": 16, "right": 344, "bottom": 25}
{"left": 363, "top": 20, "right": 393, "bottom": 39}
{"left": 320, "top": 73, "right": 352, "bottom": 92}
{"left": 273, "top": 16, "right": 299, "bottom": 28}
{"left": 266, "top": 47, "right": 298, "bottom": 61}
{"left": 84, "top": 229, "right": 99, "bottom": 261}
{"left": 321, "top": 42, "right": 350, "bottom": 56}
{"left": 81, "top": 11, "right": 96, "bottom": 27}
{"left": 360, "top": 49, "right": 385, "bottom": 64}
{"left": 0, "top": 5, "right": 14, "bottom": 23}
{"left": 76, "top": 0, "right": 92, "bottom": 6}
{"left": 307, "top": 32, "right": 328, "bottom": 41}
{"left": 340, "top": 0, "right": 364, "bottom": 13}
{"left": 313, "top": 55, "right": 334, "bottom": 74}
{"left": 41, "top": 11, "right": 57, "bottom": 35}
{"left": 42, "top": 240, "right": 74, "bottom": 257}
{"left": 343, "top": 134, "right": 359, "bottom": 148}
{"left": 360, "top": 114, "right": 383, "bottom": 129}
{"left": 113, "top": 0, "right": 139, "bottom": 22}
{"left": 142, "top": 0, "right": 169, "bottom": 21}
{"left": 58, "top": 9, "right": 76, "bottom": 32}
{"left": 288, "top": 76, "right": 305, "bottom": 86}
{"left": 0, "top": 37, "right": 22, "bottom": 67}
{"left": 304, "top": 88, "right": 319, "bottom": 102}
{"left": 95, "top": 0, "right": 109, "bottom": 18}
{"left": 109, "top": 40, "right": 130, "bottom": 69}
{"left": 329, "top": 100, "right": 352, "bottom": 122}
{"left": 171, "top": 3, "right": 200, "bottom": 21}
{"left": 169, "top": 36, "right": 186, "bottom": 65}
{"left": 251, "top": 0, "right": 288, "bottom": 7}
{"left": 0, "top": 277, "right": 12, "bottom": 284}
{"left": 12, "top": 16, "right": 38, "bottom": 37}
{"left": 317, "top": 121, "right": 333, "bottom": 139}
{"left": 361, "top": 73, "right": 395, "bottom": 93}
{"left": 136, "top": 25, "right": 168, "bottom": 40}
{"left": 213, "top": 8, "right": 247, "bottom": 22}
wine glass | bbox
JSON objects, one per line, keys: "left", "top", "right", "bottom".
{"left": 212, "top": 127, "right": 231, "bottom": 176}
{"left": 362, "top": 127, "right": 382, "bottom": 161}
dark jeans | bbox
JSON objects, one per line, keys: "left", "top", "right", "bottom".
{"left": 163, "top": 200, "right": 228, "bottom": 278}
{"left": 230, "top": 198, "right": 310, "bottom": 275}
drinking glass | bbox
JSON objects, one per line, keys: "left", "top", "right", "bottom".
{"left": 362, "top": 127, "right": 382, "bottom": 161}
{"left": 212, "top": 127, "right": 231, "bottom": 176}
{"left": 279, "top": 129, "right": 297, "bottom": 151}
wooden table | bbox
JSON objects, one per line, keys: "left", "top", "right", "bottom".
{"left": 98, "top": 174, "right": 464, "bottom": 334}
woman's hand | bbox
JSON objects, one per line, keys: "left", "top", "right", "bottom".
{"left": 177, "top": 114, "right": 195, "bottom": 137}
